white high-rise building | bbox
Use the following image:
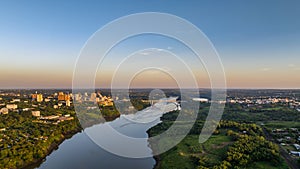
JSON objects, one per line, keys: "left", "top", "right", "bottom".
{"left": 66, "top": 100, "right": 71, "bottom": 107}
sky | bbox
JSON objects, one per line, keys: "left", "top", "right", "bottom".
{"left": 0, "top": 0, "right": 300, "bottom": 89}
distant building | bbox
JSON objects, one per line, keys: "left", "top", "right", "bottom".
{"left": 57, "top": 116, "right": 74, "bottom": 122}
{"left": 58, "top": 92, "right": 71, "bottom": 101}
{"left": 75, "top": 94, "right": 81, "bottom": 101}
{"left": 32, "top": 111, "right": 41, "bottom": 117}
{"left": 12, "top": 99, "right": 21, "bottom": 102}
{"left": 32, "top": 93, "right": 37, "bottom": 101}
{"left": 65, "top": 94, "right": 71, "bottom": 101}
{"left": 87, "top": 106, "right": 97, "bottom": 110}
{"left": 66, "top": 100, "right": 71, "bottom": 107}
{"left": 32, "top": 93, "right": 43, "bottom": 102}
{"left": 228, "top": 99, "right": 236, "bottom": 103}
{"left": 6, "top": 104, "right": 17, "bottom": 109}
{"left": 90, "top": 93, "right": 97, "bottom": 102}
{"left": 290, "top": 151, "right": 300, "bottom": 156}
{"left": 37, "top": 94, "right": 43, "bottom": 102}
{"left": 294, "top": 144, "right": 300, "bottom": 150}
{"left": 22, "top": 108, "right": 31, "bottom": 111}
{"left": 192, "top": 98, "right": 209, "bottom": 102}
{"left": 44, "top": 98, "right": 51, "bottom": 102}
{"left": 96, "top": 92, "right": 114, "bottom": 106}
{"left": 0, "top": 108, "right": 9, "bottom": 114}
{"left": 40, "top": 115, "right": 59, "bottom": 120}
{"left": 58, "top": 92, "right": 65, "bottom": 101}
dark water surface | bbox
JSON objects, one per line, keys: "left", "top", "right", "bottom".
{"left": 35, "top": 100, "right": 179, "bottom": 169}
{"left": 35, "top": 126, "right": 155, "bottom": 169}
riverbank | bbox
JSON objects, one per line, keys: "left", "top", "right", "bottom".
{"left": 21, "top": 111, "right": 122, "bottom": 169}
{"left": 22, "top": 98, "right": 178, "bottom": 169}
{"left": 147, "top": 117, "right": 290, "bottom": 169}
{"left": 147, "top": 110, "right": 179, "bottom": 169}
{"left": 21, "top": 127, "right": 82, "bottom": 169}
{"left": 152, "top": 155, "right": 161, "bottom": 169}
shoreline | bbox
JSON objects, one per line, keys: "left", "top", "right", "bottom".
{"left": 21, "top": 104, "right": 176, "bottom": 169}
{"left": 147, "top": 109, "right": 180, "bottom": 169}
{"left": 152, "top": 155, "right": 161, "bottom": 169}
{"left": 21, "top": 113, "right": 120, "bottom": 169}
{"left": 21, "top": 128, "right": 82, "bottom": 169}
{"left": 147, "top": 126, "right": 161, "bottom": 169}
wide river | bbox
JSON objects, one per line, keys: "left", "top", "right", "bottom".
{"left": 33, "top": 99, "right": 179, "bottom": 169}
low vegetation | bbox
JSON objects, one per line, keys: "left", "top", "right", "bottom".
{"left": 148, "top": 106, "right": 292, "bottom": 169}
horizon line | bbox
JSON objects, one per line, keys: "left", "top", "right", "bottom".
{"left": 0, "top": 87, "right": 300, "bottom": 90}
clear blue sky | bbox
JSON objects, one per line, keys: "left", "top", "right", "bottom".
{"left": 0, "top": 0, "right": 299, "bottom": 88}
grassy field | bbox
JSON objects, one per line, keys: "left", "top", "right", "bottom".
{"left": 149, "top": 107, "right": 295, "bottom": 169}
{"left": 153, "top": 127, "right": 289, "bottom": 169}
{"left": 248, "top": 161, "right": 289, "bottom": 169}
{"left": 264, "top": 121, "right": 300, "bottom": 128}
{"left": 157, "top": 132, "right": 233, "bottom": 169}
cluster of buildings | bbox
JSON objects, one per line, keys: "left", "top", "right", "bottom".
{"left": 31, "top": 93, "right": 43, "bottom": 102}
{"left": 0, "top": 90, "right": 115, "bottom": 117}
{"left": 0, "top": 91, "right": 73, "bottom": 117}
{"left": 0, "top": 104, "right": 18, "bottom": 115}
{"left": 31, "top": 92, "right": 72, "bottom": 107}
{"left": 0, "top": 97, "right": 23, "bottom": 115}
{"left": 271, "top": 128, "right": 300, "bottom": 157}
{"left": 33, "top": 114, "right": 74, "bottom": 125}
{"left": 227, "top": 97, "right": 297, "bottom": 104}
{"left": 227, "top": 96, "right": 300, "bottom": 111}
{"left": 73, "top": 92, "right": 114, "bottom": 106}
{"left": 290, "top": 144, "right": 300, "bottom": 156}
{"left": 192, "top": 98, "right": 209, "bottom": 102}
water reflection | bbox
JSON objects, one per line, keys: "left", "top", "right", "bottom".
{"left": 36, "top": 97, "right": 179, "bottom": 169}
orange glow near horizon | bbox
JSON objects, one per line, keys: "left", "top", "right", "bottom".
{"left": 0, "top": 64, "right": 299, "bottom": 89}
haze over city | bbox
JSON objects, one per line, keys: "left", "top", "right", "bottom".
{"left": 0, "top": 0, "right": 300, "bottom": 89}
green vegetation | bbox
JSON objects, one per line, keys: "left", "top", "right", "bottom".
{"left": 1, "top": 89, "right": 299, "bottom": 169}
{"left": 221, "top": 103, "right": 300, "bottom": 122}
{"left": 248, "top": 161, "right": 288, "bottom": 169}
{"left": 148, "top": 107, "right": 291, "bottom": 169}
{"left": 74, "top": 102, "right": 121, "bottom": 128}
{"left": 155, "top": 134, "right": 232, "bottom": 169}
{"left": 100, "top": 104, "right": 120, "bottom": 119}
{"left": 264, "top": 121, "right": 300, "bottom": 129}
{"left": 0, "top": 110, "right": 81, "bottom": 169}
{"left": 130, "top": 98, "right": 150, "bottom": 111}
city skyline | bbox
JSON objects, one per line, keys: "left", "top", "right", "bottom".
{"left": 0, "top": 1, "right": 300, "bottom": 89}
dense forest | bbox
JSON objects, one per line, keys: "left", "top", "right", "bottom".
{"left": 0, "top": 111, "right": 81, "bottom": 169}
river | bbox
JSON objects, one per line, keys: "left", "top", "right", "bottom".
{"left": 33, "top": 98, "right": 179, "bottom": 169}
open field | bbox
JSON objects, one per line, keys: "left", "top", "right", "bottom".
{"left": 149, "top": 117, "right": 291, "bottom": 169}
{"left": 157, "top": 133, "right": 232, "bottom": 169}
{"left": 264, "top": 121, "right": 300, "bottom": 129}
